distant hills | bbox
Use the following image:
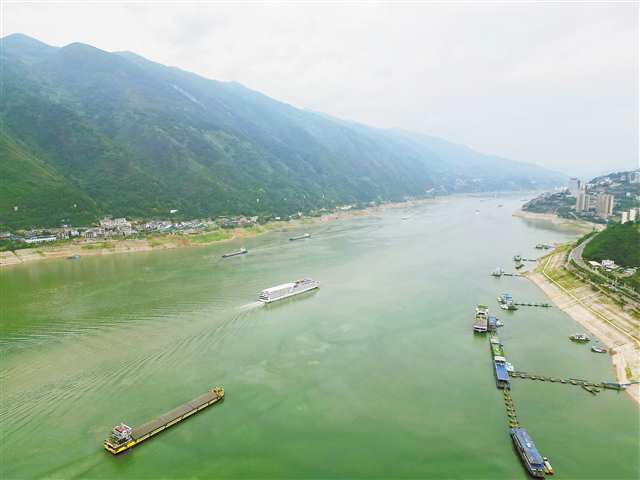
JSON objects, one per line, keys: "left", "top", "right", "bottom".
{"left": 0, "top": 34, "right": 564, "bottom": 229}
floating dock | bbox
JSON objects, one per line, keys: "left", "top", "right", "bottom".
{"left": 104, "top": 387, "right": 224, "bottom": 454}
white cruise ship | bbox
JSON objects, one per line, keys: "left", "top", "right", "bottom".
{"left": 258, "top": 278, "right": 319, "bottom": 303}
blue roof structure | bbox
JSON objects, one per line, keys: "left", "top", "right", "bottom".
{"left": 510, "top": 428, "right": 545, "bottom": 466}
{"left": 494, "top": 361, "right": 510, "bottom": 382}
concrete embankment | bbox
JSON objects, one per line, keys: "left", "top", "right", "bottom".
{"left": 527, "top": 253, "right": 640, "bottom": 406}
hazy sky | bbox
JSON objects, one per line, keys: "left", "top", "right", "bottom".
{"left": 2, "top": 1, "right": 638, "bottom": 177}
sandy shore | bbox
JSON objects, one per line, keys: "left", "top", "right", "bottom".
{"left": 512, "top": 209, "right": 604, "bottom": 233}
{"left": 527, "top": 250, "right": 640, "bottom": 405}
{"left": 0, "top": 198, "right": 428, "bottom": 268}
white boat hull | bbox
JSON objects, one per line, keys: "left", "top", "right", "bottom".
{"left": 259, "top": 284, "right": 319, "bottom": 303}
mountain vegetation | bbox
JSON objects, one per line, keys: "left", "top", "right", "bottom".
{"left": 583, "top": 222, "right": 640, "bottom": 267}
{"left": 0, "top": 34, "right": 564, "bottom": 229}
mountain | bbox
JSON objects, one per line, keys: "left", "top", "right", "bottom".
{"left": 0, "top": 34, "right": 564, "bottom": 229}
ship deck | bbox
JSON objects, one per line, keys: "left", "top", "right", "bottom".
{"left": 131, "top": 390, "right": 221, "bottom": 440}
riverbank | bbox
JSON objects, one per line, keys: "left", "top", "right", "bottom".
{"left": 526, "top": 246, "right": 640, "bottom": 405}
{"left": 0, "top": 199, "right": 427, "bottom": 268}
{"left": 513, "top": 209, "right": 604, "bottom": 234}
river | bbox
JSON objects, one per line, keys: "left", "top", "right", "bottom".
{"left": 1, "top": 194, "right": 638, "bottom": 479}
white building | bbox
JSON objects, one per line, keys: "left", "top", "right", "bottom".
{"left": 567, "top": 177, "right": 581, "bottom": 196}
{"left": 630, "top": 208, "right": 638, "bottom": 222}
{"left": 575, "top": 192, "right": 589, "bottom": 212}
{"left": 595, "top": 193, "right": 614, "bottom": 218}
{"left": 24, "top": 235, "right": 57, "bottom": 244}
{"left": 621, "top": 211, "right": 629, "bottom": 224}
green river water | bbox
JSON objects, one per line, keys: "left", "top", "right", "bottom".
{"left": 1, "top": 195, "right": 638, "bottom": 479}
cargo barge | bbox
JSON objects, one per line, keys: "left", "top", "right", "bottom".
{"left": 222, "top": 248, "right": 247, "bottom": 258}
{"left": 510, "top": 427, "right": 546, "bottom": 478}
{"left": 104, "top": 386, "right": 224, "bottom": 455}
{"left": 289, "top": 233, "right": 311, "bottom": 241}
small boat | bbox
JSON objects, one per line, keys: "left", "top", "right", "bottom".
{"left": 591, "top": 345, "right": 607, "bottom": 354}
{"left": 506, "top": 362, "right": 514, "bottom": 373}
{"left": 491, "top": 267, "right": 504, "bottom": 277}
{"left": 222, "top": 248, "right": 247, "bottom": 258}
{"left": 66, "top": 255, "right": 80, "bottom": 260}
{"left": 513, "top": 255, "right": 522, "bottom": 262}
{"left": 543, "top": 457, "right": 555, "bottom": 475}
{"left": 496, "top": 319, "right": 504, "bottom": 327}
{"left": 497, "top": 204, "right": 503, "bottom": 208}
{"left": 569, "top": 334, "right": 590, "bottom": 343}
{"left": 401, "top": 216, "right": 410, "bottom": 220}
{"left": 515, "top": 262, "right": 524, "bottom": 270}
{"left": 475, "top": 209, "right": 480, "bottom": 214}
{"left": 289, "top": 233, "right": 311, "bottom": 241}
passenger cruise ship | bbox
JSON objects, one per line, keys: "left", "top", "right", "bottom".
{"left": 258, "top": 278, "right": 319, "bottom": 303}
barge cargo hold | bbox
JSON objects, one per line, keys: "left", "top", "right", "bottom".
{"left": 510, "top": 427, "right": 546, "bottom": 478}
{"left": 104, "top": 387, "right": 224, "bottom": 455}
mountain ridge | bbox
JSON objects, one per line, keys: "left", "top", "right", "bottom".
{"left": 0, "top": 34, "right": 564, "bottom": 229}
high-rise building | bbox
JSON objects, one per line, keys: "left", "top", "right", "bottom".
{"left": 595, "top": 193, "right": 614, "bottom": 218}
{"left": 567, "top": 177, "right": 581, "bottom": 196}
{"left": 621, "top": 211, "right": 629, "bottom": 224}
{"left": 630, "top": 208, "right": 638, "bottom": 222}
{"left": 575, "top": 192, "right": 589, "bottom": 213}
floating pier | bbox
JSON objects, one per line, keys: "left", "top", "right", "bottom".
{"left": 512, "top": 302, "right": 551, "bottom": 308}
{"left": 507, "top": 371, "right": 629, "bottom": 395}
{"left": 104, "top": 387, "right": 224, "bottom": 455}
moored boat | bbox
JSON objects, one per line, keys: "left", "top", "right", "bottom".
{"left": 510, "top": 428, "right": 546, "bottom": 478}
{"left": 591, "top": 345, "right": 607, "bottom": 354}
{"left": 569, "top": 334, "right": 590, "bottom": 343}
{"left": 473, "top": 304, "right": 489, "bottom": 333}
{"left": 491, "top": 267, "right": 504, "bottom": 277}
{"left": 258, "top": 278, "right": 319, "bottom": 303}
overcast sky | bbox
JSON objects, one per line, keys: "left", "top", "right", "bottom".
{"left": 2, "top": 1, "right": 638, "bottom": 178}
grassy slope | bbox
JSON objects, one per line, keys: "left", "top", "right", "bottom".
{"left": 583, "top": 222, "right": 640, "bottom": 267}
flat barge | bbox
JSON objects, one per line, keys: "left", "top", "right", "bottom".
{"left": 104, "top": 386, "right": 224, "bottom": 455}
{"left": 222, "top": 248, "right": 248, "bottom": 258}
{"left": 289, "top": 233, "right": 311, "bottom": 241}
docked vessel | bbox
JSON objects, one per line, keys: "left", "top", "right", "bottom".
{"left": 487, "top": 316, "right": 501, "bottom": 332}
{"left": 66, "top": 254, "right": 80, "bottom": 260}
{"left": 104, "top": 387, "right": 224, "bottom": 455}
{"left": 473, "top": 304, "right": 489, "bottom": 333}
{"left": 591, "top": 345, "right": 607, "bottom": 354}
{"left": 498, "top": 293, "right": 518, "bottom": 311}
{"left": 491, "top": 267, "right": 504, "bottom": 277}
{"left": 289, "top": 233, "right": 311, "bottom": 241}
{"left": 222, "top": 248, "right": 247, "bottom": 258}
{"left": 258, "top": 278, "right": 319, "bottom": 303}
{"left": 513, "top": 255, "right": 522, "bottom": 262}
{"left": 569, "top": 334, "right": 590, "bottom": 343}
{"left": 510, "top": 428, "right": 546, "bottom": 478}
{"left": 515, "top": 261, "right": 524, "bottom": 270}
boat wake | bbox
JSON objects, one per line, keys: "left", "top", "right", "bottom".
{"left": 238, "top": 301, "right": 263, "bottom": 311}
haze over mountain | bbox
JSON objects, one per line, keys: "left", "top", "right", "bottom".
{"left": 1, "top": 34, "right": 564, "bottom": 229}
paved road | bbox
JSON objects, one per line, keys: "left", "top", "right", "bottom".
{"left": 569, "top": 235, "right": 640, "bottom": 304}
